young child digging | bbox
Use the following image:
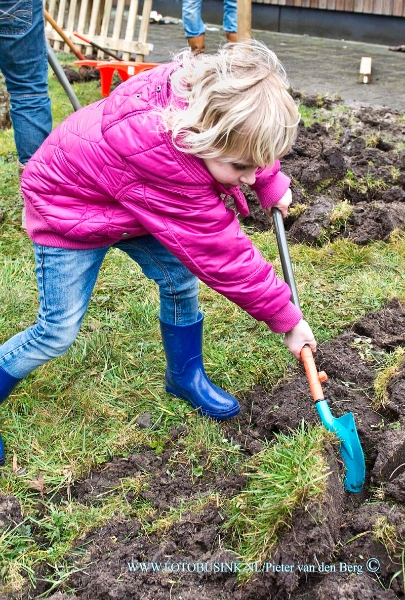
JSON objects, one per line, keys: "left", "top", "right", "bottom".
{"left": 0, "top": 40, "right": 316, "bottom": 463}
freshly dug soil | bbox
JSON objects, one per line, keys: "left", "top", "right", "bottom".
{"left": 40, "top": 299, "right": 404, "bottom": 600}
{"left": 239, "top": 95, "right": 405, "bottom": 245}
{"left": 1, "top": 101, "right": 405, "bottom": 600}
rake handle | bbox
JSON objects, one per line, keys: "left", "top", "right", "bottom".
{"left": 271, "top": 208, "right": 326, "bottom": 402}
{"left": 73, "top": 32, "right": 123, "bottom": 61}
{"left": 44, "top": 10, "right": 86, "bottom": 60}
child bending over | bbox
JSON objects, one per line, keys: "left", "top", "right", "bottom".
{"left": 0, "top": 40, "right": 316, "bottom": 464}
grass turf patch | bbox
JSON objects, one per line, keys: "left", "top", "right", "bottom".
{"left": 223, "top": 422, "right": 331, "bottom": 571}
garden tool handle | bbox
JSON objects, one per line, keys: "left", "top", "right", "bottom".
{"left": 73, "top": 32, "right": 123, "bottom": 61}
{"left": 44, "top": 10, "right": 86, "bottom": 60}
{"left": 271, "top": 208, "right": 327, "bottom": 402}
{"left": 271, "top": 208, "right": 301, "bottom": 310}
{"left": 301, "top": 346, "right": 327, "bottom": 402}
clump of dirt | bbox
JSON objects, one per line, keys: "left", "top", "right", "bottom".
{"left": 0, "top": 75, "right": 11, "bottom": 131}
{"left": 239, "top": 103, "right": 405, "bottom": 245}
{"left": 71, "top": 447, "right": 245, "bottom": 510}
{"left": 0, "top": 495, "right": 23, "bottom": 530}
{"left": 61, "top": 55, "right": 101, "bottom": 84}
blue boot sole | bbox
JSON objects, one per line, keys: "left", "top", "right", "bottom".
{"left": 165, "top": 383, "right": 240, "bottom": 420}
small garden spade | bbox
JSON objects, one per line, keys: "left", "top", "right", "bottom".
{"left": 272, "top": 208, "right": 366, "bottom": 493}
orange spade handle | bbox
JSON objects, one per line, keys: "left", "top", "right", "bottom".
{"left": 300, "top": 346, "right": 328, "bottom": 403}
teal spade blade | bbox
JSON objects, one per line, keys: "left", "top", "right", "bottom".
{"left": 316, "top": 400, "right": 365, "bottom": 493}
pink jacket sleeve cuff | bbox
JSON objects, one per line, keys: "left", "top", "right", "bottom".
{"left": 251, "top": 163, "right": 291, "bottom": 210}
{"left": 264, "top": 301, "right": 303, "bottom": 334}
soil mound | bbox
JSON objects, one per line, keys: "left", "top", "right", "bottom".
{"left": 239, "top": 101, "right": 405, "bottom": 246}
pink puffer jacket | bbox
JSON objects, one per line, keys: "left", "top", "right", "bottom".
{"left": 21, "top": 62, "right": 302, "bottom": 333}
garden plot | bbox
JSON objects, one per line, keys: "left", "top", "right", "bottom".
{"left": 0, "top": 95, "right": 404, "bottom": 600}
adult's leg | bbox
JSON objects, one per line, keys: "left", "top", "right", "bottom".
{"left": 0, "top": 0, "right": 52, "bottom": 164}
{"left": 116, "top": 235, "right": 239, "bottom": 419}
{"left": 181, "top": 0, "right": 205, "bottom": 53}
{"left": 223, "top": 0, "right": 238, "bottom": 37}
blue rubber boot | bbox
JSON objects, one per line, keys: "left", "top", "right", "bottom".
{"left": 0, "top": 366, "right": 22, "bottom": 466}
{"left": 159, "top": 312, "right": 240, "bottom": 420}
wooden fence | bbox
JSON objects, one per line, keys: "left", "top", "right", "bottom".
{"left": 253, "top": 0, "right": 405, "bottom": 17}
{"left": 44, "top": 0, "right": 153, "bottom": 60}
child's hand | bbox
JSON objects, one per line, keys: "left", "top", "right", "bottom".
{"left": 284, "top": 319, "right": 317, "bottom": 360}
{"left": 265, "top": 188, "right": 292, "bottom": 219}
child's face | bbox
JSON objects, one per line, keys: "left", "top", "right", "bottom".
{"left": 202, "top": 157, "right": 258, "bottom": 188}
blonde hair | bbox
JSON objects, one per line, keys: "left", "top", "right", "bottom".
{"left": 162, "top": 39, "right": 299, "bottom": 167}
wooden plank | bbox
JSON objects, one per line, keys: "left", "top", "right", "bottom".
{"left": 66, "top": 0, "right": 79, "bottom": 33}
{"left": 381, "top": 0, "right": 393, "bottom": 13}
{"left": 77, "top": 0, "right": 90, "bottom": 37}
{"left": 98, "top": 0, "right": 113, "bottom": 58}
{"left": 237, "top": 0, "right": 252, "bottom": 40}
{"left": 363, "top": 0, "right": 374, "bottom": 12}
{"left": 88, "top": 0, "right": 102, "bottom": 37}
{"left": 54, "top": 0, "right": 67, "bottom": 50}
{"left": 90, "top": 35, "right": 151, "bottom": 55}
{"left": 247, "top": 0, "right": 402, "bottom": 10}
{"left": 100, "top": 0, "right": 113, "bottom": 38}
{"left": 359, "top": 56, "right": 372, "bottom": 83}
{"left": 373, "top": 0, "right": 383, "bottom": 13}
{"left": 44, "top": 0, "right": 54, "bottom": 44}
{"left": 123, "top": 0, "right": 139, "bottom": 61}
{"left": 136, "top": 0, "right": 152, "bottom": 60}
{"left": 392, "top": 0, "right": 403, "bottom": 15}
{"left": 112, "top": 0, "right": 126, "bottom": 40}
{"left": 47, "top": 0, "right": 57, "bottom": 16}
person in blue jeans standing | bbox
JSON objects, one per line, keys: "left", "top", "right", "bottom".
{"left": 0, "top": 0, "right": 52, "bottom": 462}
{"left": 0, "top": 0, "right": 52, "bottom": 225}
{"left": 182, "top": 0, "right": 238, "bottom": 53}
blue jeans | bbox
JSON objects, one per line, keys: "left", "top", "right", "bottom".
{"left": 0, "top": 236, "right": 199, "bottom": 379}
{"left": 182, "top": 0, "right": 237, "bottom": 37}
{"left": 0, "top": 0, "right": 52, "bottom": 163}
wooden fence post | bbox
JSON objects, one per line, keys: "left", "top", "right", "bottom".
{"left": 237, "top": 0, "right": 252, "bottom": 41}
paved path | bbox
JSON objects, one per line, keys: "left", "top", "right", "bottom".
{"left": 146, "top": 19, "right": 405, "bottom": 111}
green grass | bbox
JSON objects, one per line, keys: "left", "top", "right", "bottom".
{"left": 223, "top": 422, "right": 332, "bottom": 573}
{"left": 0, "top": 53, "right": 405, "bottom": 595}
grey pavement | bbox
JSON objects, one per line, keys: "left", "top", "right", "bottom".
{"left": 146, "top": 18, "right": 405, "bottom": 111}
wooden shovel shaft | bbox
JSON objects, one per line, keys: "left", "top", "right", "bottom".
{"left": 44, "top": 9, "right": 86, "bottom": 60}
